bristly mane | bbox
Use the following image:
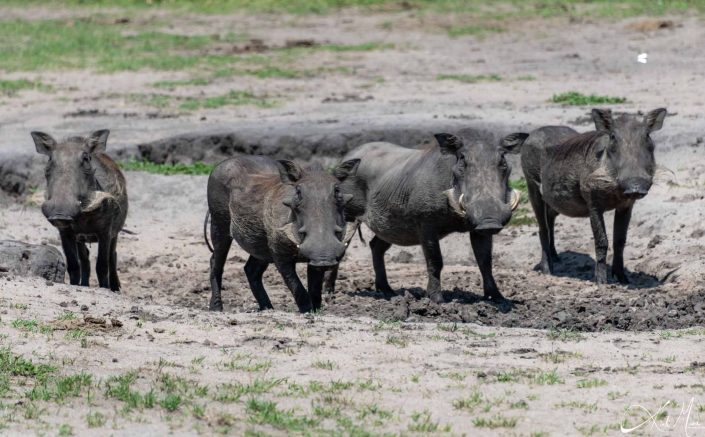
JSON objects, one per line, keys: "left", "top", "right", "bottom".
{"left": 548, "top": 130, "right": 606, "bottom": 160}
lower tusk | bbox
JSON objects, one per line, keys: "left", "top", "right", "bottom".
{"left": 459, "top": 193, "right": 466, "bottom": 212}
{"left": 510, "top": 189, "right": 520, "bottom": 211}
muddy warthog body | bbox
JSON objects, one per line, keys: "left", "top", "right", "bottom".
{"left": 31, "top": 130, "right": 127, "bottom": 290}
{"left": 513, "top": 108, "right": 667, "bottom": 283}
{"left": 206, "top": 155, "right": 360, "bottom": 313}
{"left": 326, "top": 129, "right": 522, "bottom": 303}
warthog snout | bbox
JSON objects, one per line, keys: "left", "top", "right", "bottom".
{"left": 620, "top": 177, "right": 651, "bottom": 199}
{"left": 464, "top": 200, "right": 512, "bottom": 234}
{"left": 300, "top": 239, "right": 346, "bottom": 268}
{"left": 42, "top": 201, "right": 81, "bottom": 229}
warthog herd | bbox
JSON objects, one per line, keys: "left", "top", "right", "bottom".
{"left": 31, "top": 107, "right": 667, "bottom": 313}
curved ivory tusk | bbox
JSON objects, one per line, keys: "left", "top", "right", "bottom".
{"left": 342, "top": 220, "right": 360, "bottom": 245}
{"left": 82, "top": 191, "right": 116, "bottom": 213}
{"left": 443, "top": 188, "right": 465, "bottom": 217}
{"left": 510, "top": 189, "right": 521, "bottom": 211}
{"left": 458, "top": 193, "right": 466, "bottom": 212}
{"left": 279, "top": 222, "right": 301, "bottom": 246}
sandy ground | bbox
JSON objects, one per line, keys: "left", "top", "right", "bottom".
{"left": 1, "top": 6, "right": 705, "bottom": 436}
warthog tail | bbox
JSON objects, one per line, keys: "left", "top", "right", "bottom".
{"left": 204, "top": 211, "right": 213, "bottom": 253}
{"left": 357, "top": 226, "right": 366, "bottom": 245}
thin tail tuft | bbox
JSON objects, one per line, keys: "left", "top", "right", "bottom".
{"left": 204, "top": 211, "right": 213, "bottom": 253}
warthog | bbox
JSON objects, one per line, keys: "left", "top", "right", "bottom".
{"left": 31, "top": 130, "right": 127, "bottom": 290}
{"left": 325, "top": 129, "right": 522, "bottom": 303}
{"left": 205, "top": 156, "right": 360, "bottom": 313}
{"left": 512, "top": 108, "right": 667, "bottom": 283}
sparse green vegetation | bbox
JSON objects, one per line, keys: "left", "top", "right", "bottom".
{"left": 577, "top": 378, "right": 608, "bottom": 389}
{"left": 385, "top": 335, "right": 408, "bottom": 348}
{"left": 473, "top": 414, "right": 518, "bottom": 429}
{"left": 608, "top": 390, "right": 629, "bottom": 400}
{"left": 58, "top": 424, "right": 73, "bottom": 436}
{"left": 312, "top": 360, "right": 337, "bottom": 370}
{"left": 5, "top": 0, "right": 705, "bottom": 17}
{"left": 221, "top": 355, "right": 272, "bottom": 372}
{"left": 0, "top": 79, "right": 52, "bottom": 96}
{"left": 86, "top": 411, "right": 106, "bottom": 428}
{"left": 180, "top": 90, "right": 276, "bottom": 110}
{"left": 408, "top": 411, "right": 449, "bottom": 432}
{"left": 160, "top": 393, "right": 182, "bottom": 411}
{"left": 547, "top": 328, "right": 585, "bottom": 342}
{"left": 437, "top": 73, "right": 502, "bottom": 83}
{"left": 119, "top": 160, "right": 215, "bottom": 176}
{"left": 447, "top": 25, "right": 504, "bottom": 38}
{"left": 152, "top": 78, "right": 212, "bottom": 88}
{"left": 556, "top": 400, "right": 598, "bottom": 412}
{"left": 453, "top": 390, "right": 484, "bottom": 412}
{"left": 551, "top": 91, "right": 627, "bottom": 106}
{"left": 246, "top": 398, "right": 320, "bottom": 432}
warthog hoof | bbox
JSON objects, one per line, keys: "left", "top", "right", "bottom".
{"left": 612, "top": 269, "right": 630, "bottom": 285}
{"left": 428, "top": 291, "right": 445, "bottom": 304}
{"left": 533, "top": 261, "right": 552, "bottom": 274}
{"left": 376, "top": 283, "right": 396, "bottom": 299}
{"left": 594, "top": 270, "right": 608, "bottom": 284}
{"left": 209, "top": 300, "right": 224, "bottom": 311}
{"left": 297, "top": 303, "right": 313, "bottom": 313}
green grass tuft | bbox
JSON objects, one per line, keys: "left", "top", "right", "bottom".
{"left": 246, "top": 398, "right": 320, "bottom": 432}
{"left": 577, "top": 378, "right": 608, "bottom": 389}
{"left": 473, "top": 414, "right": 518, "bottom": 429}
{"left": 0, "top": 79, "right": 52, "bottom": 96}
{"left": 119, "top": 160, "right": 215, "bottom": 176}
{"left": 179, "top": 90, "right": 276, "bottom": 110}
{"left": 551, "top": 91, "right": 627, "bottom": 106}
{"left": 447, "top": 25, "right": 504, "bottom": 38}
{"left": 437, "top": 73, "right": 502, "bottom": 83}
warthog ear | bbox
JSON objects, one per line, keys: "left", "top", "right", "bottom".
{"left": 31, "top": 132, "right": 57, "bottom": 156}
{"left": 434, "top": 133, "right": 463, "bottom": 156}
{"left": 501, "top": 132, "right": 529, "bottom": 154}
{"left": 87, "top": 129, "right": 110, "bottom": 154}
{"left": 591, "top": 108, "right": 613, "bottom": 132}
{"left": 644, "top": 108, "right": 667, "bottom": 132}
{"left": 333, "top": 159, "right": 360, "bottom": 181}
{"left": 276, "top": 160, "right": 303, "bottom": 185}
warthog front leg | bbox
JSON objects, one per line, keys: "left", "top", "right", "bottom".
{"left": 322, "top": 265, "right": 338, "bottom": 294}
{"left": 370, "top": 236, "right": 394, "bottom": 297}
{"left": 96, "top": 233, "right": 111, "bottom": 289}
{"left": 307, "top": 265, "right": 327, "bottom": 311}
{"left": 419, "top": 227, "right": 445, "bottom": 304}
{"left": 588, "top": 206, "right": 609, "bottom": 284}
{"left": 244, "top": 256, "right": 272, "bottom": 310}
{"left": 59, "top": 229, "right": 80, "bottom": 285}
{"left": 77, "top": 241, "right": 90, "bottom": 286}
{"left": 612, "top": 205, "right": 633, "bottom": 284}
{"left": 109, "top": 236, "right": 120, "bottom": 292}
{"left": 470, "top": 232, "right": 504, "bottom": 301}
{"left": 275, "top": 260, "right": 312, "bottom": 313}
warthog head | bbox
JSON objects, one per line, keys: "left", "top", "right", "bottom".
{"left": 592, "top": 108, "right": 667, "bottom": 199}
{"left": 31, "top": 130, "right": 112, "bottom": 228}
{"left": 277, "top": 159, "right": 361, "bottom": 267}
{"left": 437, "top": 130, "right": 526, "bottom": 234}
